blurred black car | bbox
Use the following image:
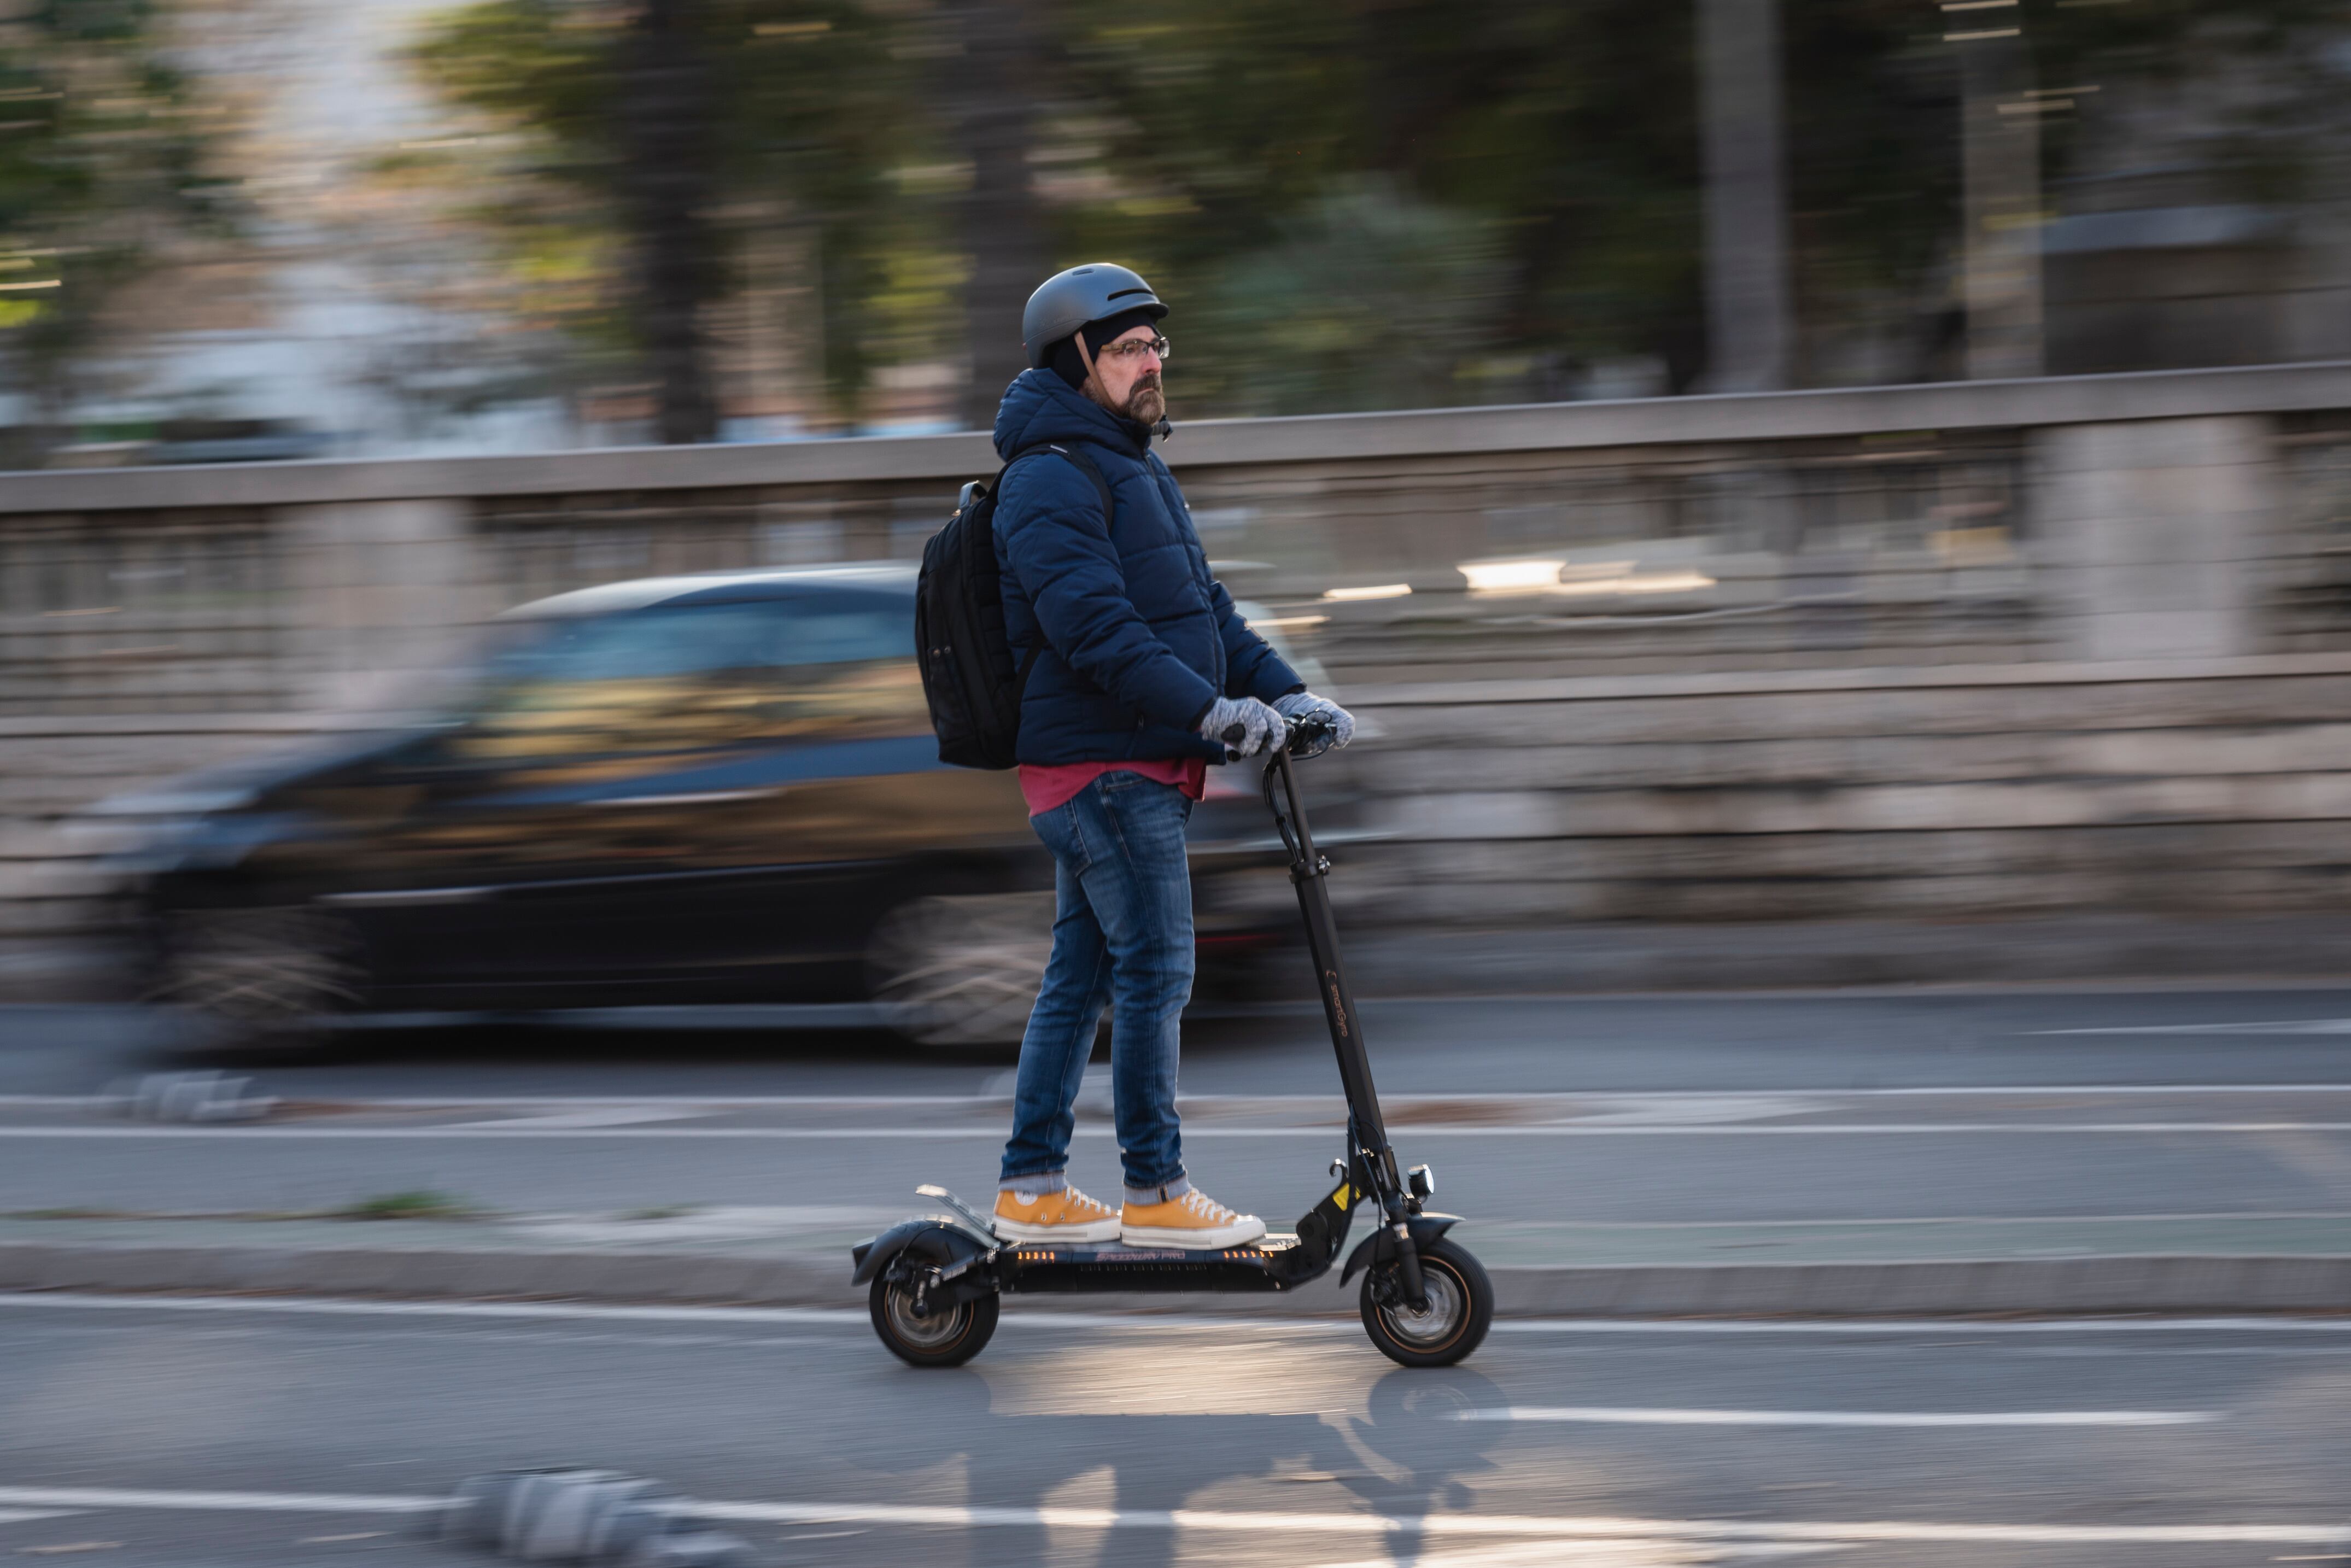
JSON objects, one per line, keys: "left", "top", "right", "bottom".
{"left": 117, "top": 565, "right": 1341, "bottom": 1046}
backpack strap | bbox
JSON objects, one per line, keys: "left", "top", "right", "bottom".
{"left": 1003, "top": 441, "right": 1115, "bottom": 522}
{"left": 991, "top": 443, "right": 1114, "bottom": 695}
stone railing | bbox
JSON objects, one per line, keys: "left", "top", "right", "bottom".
{"left": 5, "top": 360, "right": 2351, "bottom": 939}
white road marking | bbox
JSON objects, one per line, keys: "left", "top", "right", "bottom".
{"left": 2034, "top": 1020, "right": 2351, "bottom": 1036}
{"left": 446, "top": 1108, "right": 707, "bottom": 1131}
{"left": 14, "top": 1542, "right": 121, "bottom": 1555}
{"left": 0, "top": 1292, "right": 1341, "bottom": 1336}
{"left": 9, "top": 1085, "right": 2351, "bottom": 1113}
{"left": 4, "top": 1121, "right": 2351, "bottom": 1139}
{"left": 1484, "top": 1315, "right": 2351, "bottom": 1335}
{"left": 0, "top": 1292, "right": 873, "bottom": 1326}
{"left": 0, "top": 1489, "right": 440, "bottom": 1515}
{"left": 0, "top": 1511, "right": 77, "bottom": 1524}
{"left": 0, "top": 1096, "right": 1005, "bottom": 1109}
{"left": 1306, "top": 1545, "right": 1841, "bottom": 1567}
{"left": 0, "top": 1486, "right": 2342, "bottom": 1547}
{"left": 1531, "top": 1210, "right": 2351, "bottom": 1227}
{"left": 1447, "top": 1406, "right": 2212, "bottom": 1427}
{"left": 10, "top": 1291, "right": 2351, "bottom": 1337}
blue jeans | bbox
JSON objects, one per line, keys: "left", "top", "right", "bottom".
{"left": 999, "top": 772, "right": 1195, "bottom": 1198}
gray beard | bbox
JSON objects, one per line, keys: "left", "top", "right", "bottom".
{"left": 1124, "top": 379, "right": 1165, "bottom": 425}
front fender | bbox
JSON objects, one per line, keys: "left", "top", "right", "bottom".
{"left": 850, "top": 1218, "right": 989, "bottom": 1285}
{"left": 1340, "top": 1213, "right": 1460, "bottom": 1286}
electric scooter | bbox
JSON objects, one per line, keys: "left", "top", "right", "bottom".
{"left": 852, "top": 713, "right": 1494, "bottom": 1369}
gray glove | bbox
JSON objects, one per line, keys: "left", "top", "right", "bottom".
{"left": 1273, "top": 690, "right": 1356, "bottom": 759}
{"left": 1196, "top": 695, "right": 1284, "bottom": 760}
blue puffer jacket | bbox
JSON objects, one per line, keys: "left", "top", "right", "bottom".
{"left": 992, "top": 368, "right": 1301, "bottom": 765}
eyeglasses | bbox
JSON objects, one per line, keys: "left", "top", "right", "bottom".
{"left": 1097, "top": 335, "right": 1171, "bottom": 365}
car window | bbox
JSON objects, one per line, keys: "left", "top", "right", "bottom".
{"left": 448, "top": 598, "right": 923, "bottom": 763}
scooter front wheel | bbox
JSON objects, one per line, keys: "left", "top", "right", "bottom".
{"left": 1360, "top": 1237, "right": 1494, "bottom": 1367}
{"left": 869, "top": 1274, "right": 1000, "bottom": 1367}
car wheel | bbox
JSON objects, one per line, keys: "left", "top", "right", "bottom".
{"left": 865, "top": 892, "right": 1051, "bottom": 1048}
{"left": 148, "top": 904, "right": 366, "bottom": 1048}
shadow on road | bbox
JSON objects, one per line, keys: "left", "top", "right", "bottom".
{"left": 839, "top": 1365, "right": 1509, "bottom": 1568}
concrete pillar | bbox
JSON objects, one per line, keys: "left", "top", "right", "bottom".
{"left": 280, "top": 499, "right": 503, "bottom": 714}
{"left": 1697, "top": 0, "right": 1796, "bottom": 391}
{"left": 2034, "top": 416, "right": 2273, "bottom": 662}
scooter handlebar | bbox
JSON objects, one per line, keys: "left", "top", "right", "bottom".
{"left": 1280, "top": 711, "right": 1336, "bottom": 754}
{"left": 1226, "top": 713, "right": 1335, "bottom": 767}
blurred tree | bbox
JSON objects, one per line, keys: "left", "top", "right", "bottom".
{"left": 1697, "top": 0, "right": 1793, "bottom": 391}
{"left": 934, "top": 0, "right": 1046, "bottom": 428}
{"left": 410, "top": 0, "right": 2351, "bottom": 435}
{"left": 0, "top": 0, "right": 235, "bottom": 447}
{"left": 1050, "top": 0, "right": 1703, "bottom": 412}
{"left": 1774, "top": 0, "right": 2351, "bottom": 383}
{"left": 1188, "top": 178, "right": 1508, "bottom": 416}
{"left": 1777, "top": 1, "right": 1968, "bottom": 383}
{"left": 413, "top": 0, "right": 926, "bottom": 436}
{"left": 621, "top": 0, "right": 723, "bottom": 443}
{"left": 1049, "top": 0, "right": 2348, "bottom": 409}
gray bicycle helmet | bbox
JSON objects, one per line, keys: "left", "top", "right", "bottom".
{"left": 1021, "top": 264, "right": 1168, "bottom": 369}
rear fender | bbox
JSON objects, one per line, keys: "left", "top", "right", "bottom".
{"left": 1340, "top": 1213, "right": 1460, "bottom": 1286}
{"left": 850, "top": 1218, "right": 989, "bottom": 1286}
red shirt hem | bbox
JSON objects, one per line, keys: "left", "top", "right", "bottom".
{"left": 1018, "top": 758, "right": 1208, "bottom": 817}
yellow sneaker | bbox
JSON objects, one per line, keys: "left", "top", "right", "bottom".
{"left": 1120, "top": 1186, "right": 1267, "bottom": 1249}
{"left": 993, "top": 1184, "right": 1122, "bottom": 1243}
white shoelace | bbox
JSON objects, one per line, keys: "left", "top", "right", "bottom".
{"left": 1178, "top": 1190, "right": 1239, "bottom": 1222}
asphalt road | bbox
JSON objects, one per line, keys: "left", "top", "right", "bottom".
{"left": 2, "top": 1294, "right": 2348, "bottom": 1567}
{"left": 4, "top": 990, "right": 2351, "bottom": 1232}
{"left": 21, "top": 987, "right": 2351, "bottom": 1096}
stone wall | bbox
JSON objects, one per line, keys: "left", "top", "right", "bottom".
{"left": 5, "top": 362, "right": 2351, "bottom": 940}
{"left": 1343, "top": 654, "right": 2351, "bottom": 926}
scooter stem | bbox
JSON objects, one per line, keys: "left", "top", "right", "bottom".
{"left": 1268, "top": 744, "right": 1403, "bottom": 1208}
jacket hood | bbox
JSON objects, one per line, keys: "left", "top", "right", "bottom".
{"left": 992, "top": 367, "right": 1153, "bottom": 462}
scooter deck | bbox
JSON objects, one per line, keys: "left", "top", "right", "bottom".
{"left": 874, "top": 1185, "right": 1356, "bottom": 1297}
{"left": 997, "top": 1233, "right": 1312, "bottom": 1294}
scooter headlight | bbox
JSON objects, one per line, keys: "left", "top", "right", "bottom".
{"left": 1407, "top": 1163, "right": 1436, "bottom": 1200}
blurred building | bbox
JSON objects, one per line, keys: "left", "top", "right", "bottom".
{"left": 37, "top": 0, "right": 587, "bottom": 461}
{"left": 2042, "top": 52, "right": 2351, "bottom": 375}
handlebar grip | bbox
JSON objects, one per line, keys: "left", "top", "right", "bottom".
{"left": 1276, "top": 712, "right": 1338, "bottom": 763}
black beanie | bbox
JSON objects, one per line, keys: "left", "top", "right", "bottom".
{"left": 1049, "top": 306, "right": 1163, "bottom": 390}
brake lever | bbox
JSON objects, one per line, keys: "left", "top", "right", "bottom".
{"left": 1278, "top": 713, "right": 1334, "bottom": 762}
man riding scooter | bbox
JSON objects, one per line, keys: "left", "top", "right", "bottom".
{"left": 987, "top": 264, "right": 1356, "bottom": 1250}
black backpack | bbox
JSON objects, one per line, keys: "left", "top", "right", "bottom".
{"left": 915, "top": 442, "right": 1113, "bottom": 769}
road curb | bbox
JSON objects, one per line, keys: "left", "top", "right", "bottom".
{"left": 1491, "top": 1256, "right": 2351, "bottom": 1315}
{"left": 4, "top": 1243, "right": 2348, "bottom": 1315}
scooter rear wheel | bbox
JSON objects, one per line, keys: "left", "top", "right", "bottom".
{"left": 869, "top": 1274, "right": 999, "bottom": 1367}
{"left": 1360, "top": 1237, "right": 1494, "bottom": 1367}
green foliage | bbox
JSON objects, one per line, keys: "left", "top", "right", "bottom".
{"left": 408, "top": 0, "right": 2351, "bottom": 426}
{"left": 410, "top": 0, "right": 933, "bottom": 423}
{"left": 1052, "top": 0, "right": 1704, "bottom": 410}
{"left": 1052, "top": 0, "right": 2344, "bottom": 410}
{"left": 0, "top": 2, "right": 231, "bottom": 423}
{"left": 1182, "top": 179, "right": 1508, "bottom": 416}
